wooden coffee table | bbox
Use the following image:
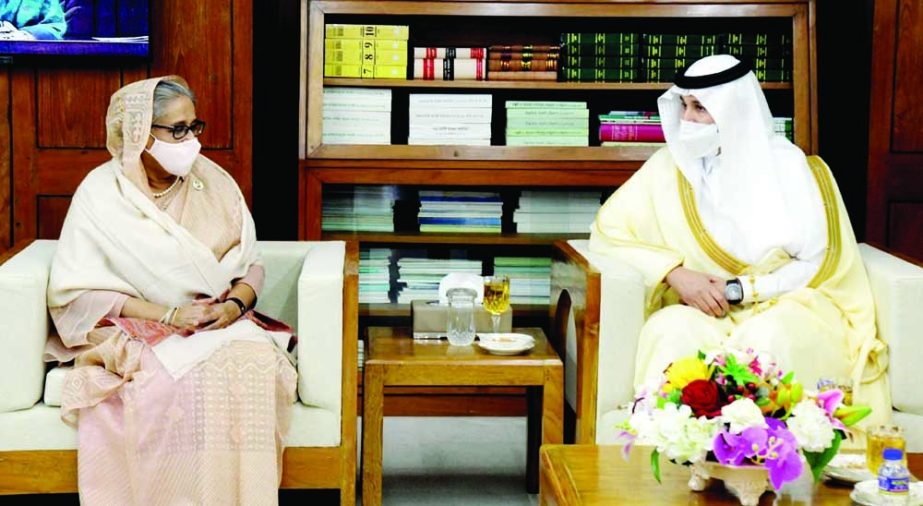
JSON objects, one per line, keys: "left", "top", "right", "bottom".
{"left": 361, "top": 327, "right": 563, "bottom": 505}
{"left": 540, "top": 444, "right": 923, "bottom": 505}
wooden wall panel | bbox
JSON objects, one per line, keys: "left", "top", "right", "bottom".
{"left": 37, "top": 69, "right": 120, "bottom": 149}
{"left": 1, "top": 0, "right": 252, "bottom": 247}
{"left": 867, "top": 0, "right": 923, "bottom": 261}
{"left": 892, "top": 0, "right": 923, "bottom": 152}
{"left": 889, "top": 203, "right": 923, "bottom": 261}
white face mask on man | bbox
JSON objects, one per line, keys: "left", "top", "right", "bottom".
{"left": 145, "top": 134, "right": 201, "bottom": 178}
{"left": 678, "top": 120, "right": 720, "bottom": 159}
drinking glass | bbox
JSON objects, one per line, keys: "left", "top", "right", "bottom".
{"left": 866, "top": 424, "right": 906, "bottom": 473}
{"left": 482, "top": 275, "right": 510, "bottom": 334}
{"left": 446, "top": 287, "right": 477, "bottom": 346}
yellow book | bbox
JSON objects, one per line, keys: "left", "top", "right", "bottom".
{"left": 373, "top": 65, "right": 406, "bottom": 79}
{"left": 325, "top": 39, "right": 408, "bottom": 52}
{"left": 324, "top": 64, "right": 362, "bottom": 78}
{"left": 325, "top": 49, "right": 363, "bottom": 64}
{"left": 375, "top": 49, "right": 408, "bottom": 65}
{"left": 325, "top": 24, "right": 409, "bottom": 40}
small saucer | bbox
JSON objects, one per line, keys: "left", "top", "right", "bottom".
{"left": 477, "top": 333, "right": 535, "bottom": 355}
{"left": 850, "top": 479, "right": 923, "bottom": 505}
{"left": 824, "top": 453, "right": 875, "bottom": 484}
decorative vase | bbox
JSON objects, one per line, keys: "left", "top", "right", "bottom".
{"left": 688, "top": 461, "right": 773, "bottom": 506}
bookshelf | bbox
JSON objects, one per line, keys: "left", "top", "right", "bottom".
{"left": 299, "top": 1, "right": 817, "bottom": 311}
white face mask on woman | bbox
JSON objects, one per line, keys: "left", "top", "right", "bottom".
{"left": 146, "top": 135, "right": 201, "bottom": 177}
{"left": 678, "top": 120, "right": 720, "bottom": 159}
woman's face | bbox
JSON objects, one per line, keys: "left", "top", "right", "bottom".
{"left": 680, "top": 95, "right": 715, "bottom": 124}
{"left": 146, "top": 96, "right": 198, "bottom": 148}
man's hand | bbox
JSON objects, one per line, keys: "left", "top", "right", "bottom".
{"left": 666, "top": 266, "right": 730, "bottom": 317}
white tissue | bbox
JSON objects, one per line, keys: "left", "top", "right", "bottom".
{"left": 437, "top": 272, "right": 484, "bottom": 305}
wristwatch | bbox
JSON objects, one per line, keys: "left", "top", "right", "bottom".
{"left": 725, "top": 278, "right": 744, "bottom": 305}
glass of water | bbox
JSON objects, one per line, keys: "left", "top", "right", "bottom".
{"left": 446, "top": 287, "right": 477, "bottom": 346}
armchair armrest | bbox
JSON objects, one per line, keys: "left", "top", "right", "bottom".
{"left": 0, "top": 240, "right": 57, "bottom": 413}
{"left": 552, "top": 239, "right": 646, "bottom": 443}
{"left": 858, "top": 243, "right": 923, "bottom": 415}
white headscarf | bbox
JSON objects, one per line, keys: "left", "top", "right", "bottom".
{"left": 657, "top": 54, "right": 820, "bottom": 263}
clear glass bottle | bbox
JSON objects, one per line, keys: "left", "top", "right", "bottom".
{"left": 446, "top": 287, "right": 477, "bottom": 346}
{"left": 878, "top": 447, "right": 910, "bottom": 505}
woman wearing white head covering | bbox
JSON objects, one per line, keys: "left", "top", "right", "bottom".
{"left": 590, "top": 55, "right": 889, "bottom": 429}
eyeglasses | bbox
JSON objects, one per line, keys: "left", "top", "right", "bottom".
{"left": 151, "top": 119, "right": 206, "bottom": 140}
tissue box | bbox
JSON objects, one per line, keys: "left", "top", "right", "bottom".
{"left": 411, "top": 300, "right": 512, "bottom": 339}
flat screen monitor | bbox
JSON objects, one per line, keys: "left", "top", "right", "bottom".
{"left": 0, "top": 0, "right": 149, "bottom": 61}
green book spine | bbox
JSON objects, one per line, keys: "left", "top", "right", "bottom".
{"left": 506, "top": 108, "right": 590, "bottom": 119}
{"left": 561, "top": 33, "right": 640, "bottom": 46}
{"left": 641, "top": 68, "right": 679, "bottom": 83}
{"left": 506, "top": 128, "right": 590, "bottom": 137}
{"left": 643, "top": 57, "right": 697, "bottom": 70}
{"left": 641, "top": 45, "right": 718, "bottom": 59}
{"left": 564, "top": 55, "right": 640, "bottom": 68}
{"left": 506, "top": 117, "right": 589, "bottom": 129}
{"left": 749, "top": 57, "right": 791, "bottom": 70}
{"left": 563, "top": 68, "right": 638, "bottom": 82}
{"left": 722, "top": 33, "right": 792, "bottom": 46}
{"left": 643, "top": 34, "right": 718, "bottom": 45}
{"left": 563, "top": 43, "right": 641, "bottom": 57}
{"left": 723, "top": 45, "right": 791, "bottom": 58}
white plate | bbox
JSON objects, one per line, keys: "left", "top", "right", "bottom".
{"left": 477, "top": 333, "right": 535, "bottom": 355}
{"left": 850, "top": 479, "right": 923, "bottom": 506}
{"left": 824, "top": 453, "right": 876, "bottom": 483}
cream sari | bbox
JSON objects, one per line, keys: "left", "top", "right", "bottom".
{"left": 46, "top": 76, "right": 297, "bottom": 505}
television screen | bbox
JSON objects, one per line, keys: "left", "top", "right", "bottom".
{"left": 0, "top": 0, "right": 149, "bottom": 59}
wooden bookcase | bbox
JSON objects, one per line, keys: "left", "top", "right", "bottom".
{"left": 298, "top": 0, "right": 817, "bottom": 413}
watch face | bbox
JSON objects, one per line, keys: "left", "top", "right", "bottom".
{"left": 727, "top": 283, "right": 743, "bottom": 302}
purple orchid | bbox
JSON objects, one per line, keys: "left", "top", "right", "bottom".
{"left": 713, "top": 427, "right": 767, "bottom": 466}
{"left": 763, "top": 424, "right": 804, "bottom": 489}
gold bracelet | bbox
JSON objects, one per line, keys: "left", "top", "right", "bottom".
{"left": 159, "top": 306, "right": 177, "bottom": 325}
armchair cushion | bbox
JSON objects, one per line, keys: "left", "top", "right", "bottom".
{"left": 0, "top": 241, "right": 56, "bottom": 414}
{"left": 859, "top": 244, "right": 923, "bottom": 416}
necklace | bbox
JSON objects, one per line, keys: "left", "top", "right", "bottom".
{"left": 151, "top": 176, "right": 181, "bottom": 199}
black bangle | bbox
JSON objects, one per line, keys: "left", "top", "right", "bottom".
{"left": 226, "top": 296, "right": 247, "bottom": 316}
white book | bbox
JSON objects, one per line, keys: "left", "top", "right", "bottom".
{"left": 505, "top": 100, "right": 587, "bottom": 109}
{"left": 323, "top": 131, "right": 390, "bottom": 144}
{"left": 506, "top": 136, "right": 589, "bottom": 146}
{"left": 322, "top": 101, "right": 393, "bottom": 112}
{"left": 322, "top": 110, "right": 391, "bottom": 123}
{"left": 323, "top": 121, "right": 390, "bottom": 136}
{"left": 408, "top": 138, "right": 491, "bottom": 146}
{"left": 324, "top": 87, "right": 392, "bottom": 98}
{"left": 409, "top": 93, "right": 492, "bottom": 109}
{"left": 409, "top": 123, "right": 491, "bottom": 138}
{"left": 408, "top": 108, "right": 493, "bottom": 124}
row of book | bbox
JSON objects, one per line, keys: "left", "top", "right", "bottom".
{"left": 418, "top": 190, "right": 502, "bottom": 233}
{"left": 323, "top": 24, "right": 409, "bottom": 79}
{"left": 322, "top": 87, "right": 392, "bottom": 145}
{"left": 409, "top": 94, "right": 492, "bottom": 145}
{"left": 506, "top": 101, "right": 589, "bottom": 147}
{"left": 514, "top": 191, "right": 601, "bottom": 234}
{"left": 358, "top": 248, "right": 554, "bottom": 305}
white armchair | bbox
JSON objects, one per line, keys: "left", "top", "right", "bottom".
{"left": 551, "top": 239, "right": 923, "bottom": 451}
{"left": 0, "top": 239, "right": 359, "bottom": 503}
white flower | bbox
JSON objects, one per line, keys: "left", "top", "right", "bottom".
{"left": 720, "top": 398, "right": 768, "bottom": 434}
{"left": 787, "top": 400, "right": 835, "bottom": 452}
{"left": 630, "top": 403, "right": 718, "bottom": 464}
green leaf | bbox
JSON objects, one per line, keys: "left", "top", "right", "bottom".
{"left": 755, "top": 397, "right": 770, "bottom": 407}
{"left": 721, "top": 354, "right": 759, "bottom": 386}
{"left": 697, "top": 350, "right": 706, "bottom": 361}
{"left": 781, "top": 371, "right": 795, "bottom": 385}
{"left": 666, "top": 389, "right": 682, "bottom": 406}
{"left": 656, "top": 396, "right": 667, "bottom": 409}
{"left": 804, "top": 431, "right": 843, "bottom": 482}
{"left": 651, "top": 449, "right": 662, "bottom": 484}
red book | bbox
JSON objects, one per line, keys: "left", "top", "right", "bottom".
{"left": 598, "top": 123, "right": 665, "bottom": 142}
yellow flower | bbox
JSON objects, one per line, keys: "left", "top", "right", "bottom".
{"left": 664, "top": 356, "right": 710, "bottom": 392}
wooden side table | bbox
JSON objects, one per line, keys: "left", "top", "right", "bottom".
{"left": 540, "top": 444, "right": 923, "bottom": 506}
{"left": 361, "top": 327, "right": 564, "bottom": 505}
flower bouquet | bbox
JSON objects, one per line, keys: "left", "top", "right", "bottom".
{"left": 622, "top": 348, "right": 871, "bottom": 505}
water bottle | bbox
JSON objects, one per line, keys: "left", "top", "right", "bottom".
{"left": 446, "top": 287, "right": 477, "bottom": 346}
{"left": 878, "top": 447, "right": 910, "bottom": 505}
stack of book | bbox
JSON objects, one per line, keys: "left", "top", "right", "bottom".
{"left": 323, "top": 24, "right": 409, "bottom": 79}
{"left": 487, "top": 44, "right": 560, "bottom": 81}
{"left": 359, "top": 248, "right": 393, "bottom": 304}
{"left": 412, "top": 47, "right": 487, "bottom": 81}
{"left": 395, "top": 256, "right": 483, "bottom": 303}
{"left": 505, "top": 101, "right": 589, "bottom": 147}
{"left": 408, "top": 94, "right": 492, "bottom": 146}
{"left": 322, "top": 87, "right": 392, "bottom": 145}
{"left": 418, "top": 190, "right": 503, "bottom": 233}
{"left": 321, "top": 185, "right": 396, "bottom": 232}
{"left": 774, "top": 116, "right": 793, "bottom": 142}
{"left": 493, "top": 257, "right": 552, "bottom": 305}
{"left": 640, "top": 34, "right": 719, "bottom": 83}
{"left": 599, "top": 110, "right": 665, "bottom": 147}
{"left": 720, "top": 33, "right": 792, "bottom": 82}
{"left": 560, "top": 33, "right": 640, "bottom": 83}
{"left": 513, "top": 190, "right": 602, "bottom": 233}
